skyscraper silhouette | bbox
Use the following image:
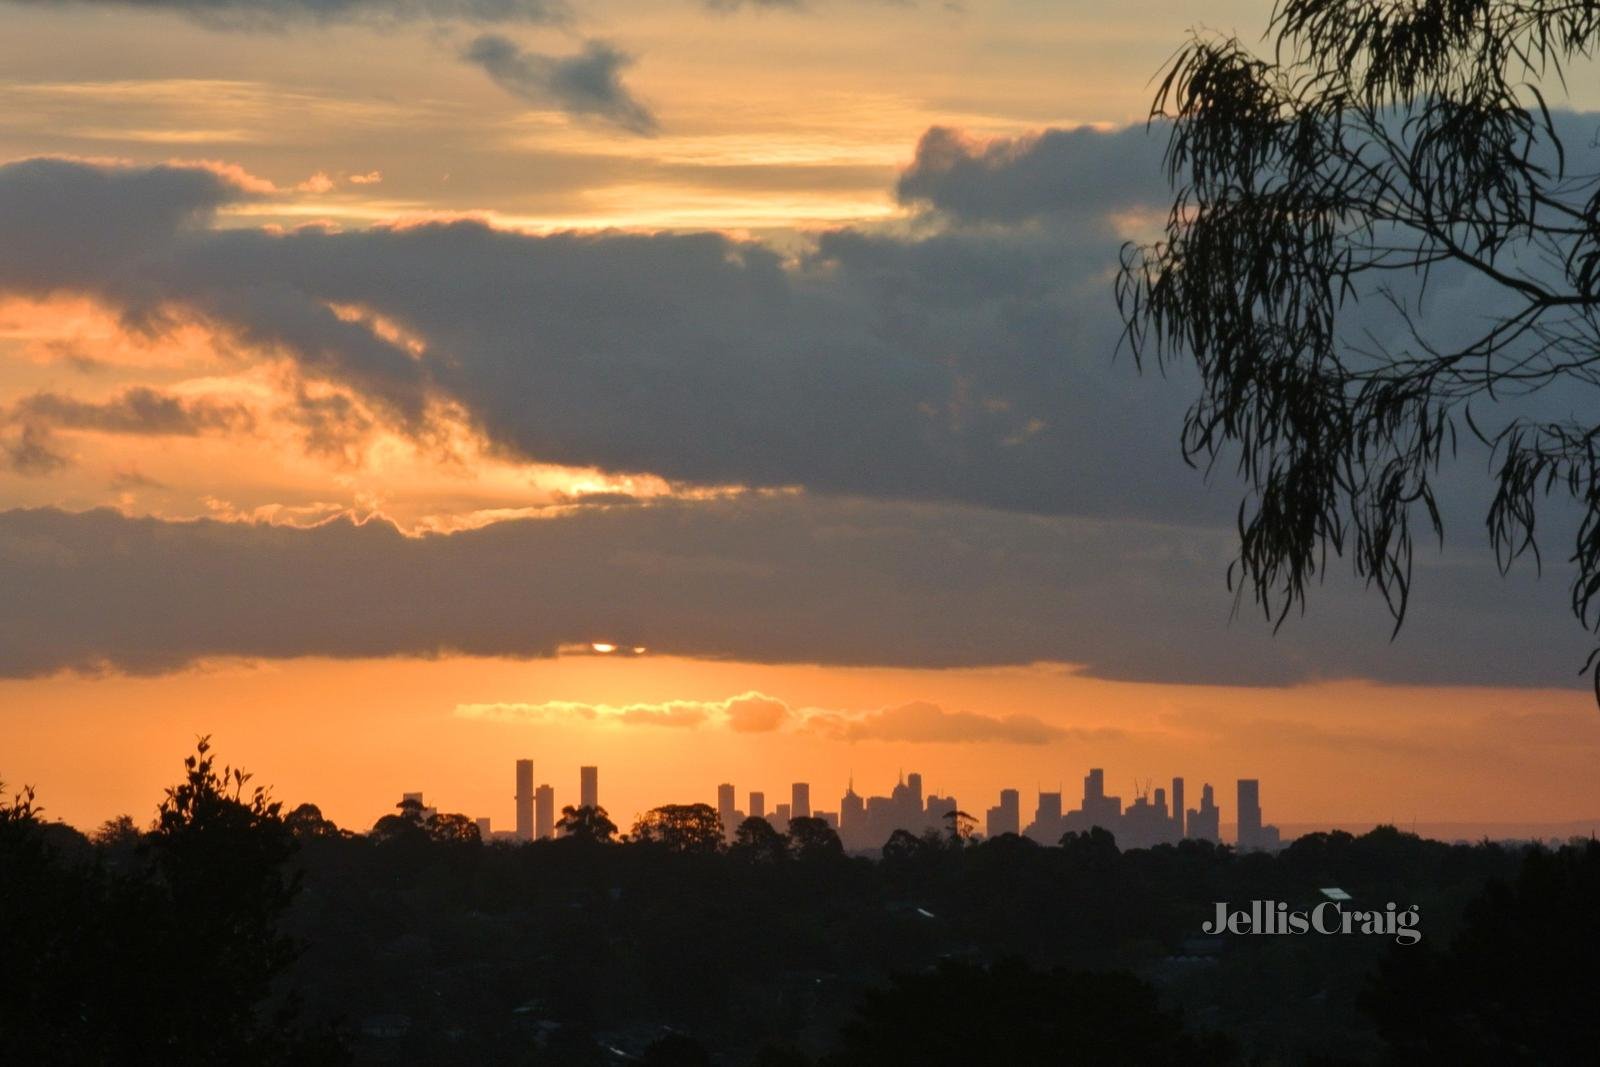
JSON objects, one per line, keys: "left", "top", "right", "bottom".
{"left": 580, "top": 765, "right": 598, "bottom": 810}
{"left": 791, "top": 782, "right": 811, "bottom": 820}
{"left": 1171, "top": 776, "right": 1185, "bottom": 839}
{"left": 535, "top": 784, "right": 554, "bottom": 840}
{"left": 985, "top": 788, "right": 1020, "bottom": 838}
{"left": 1187, "top": 783, "right": 1220, "bottom": 843}
{"left": 1235, "top": 778, "right": 1281, "bottom": 852}
{"left": 1237, "top": 779, "right": 1261, "bottom": 850}
{"left": 515, "top": 759, "right": 534, "bottom": 842}
{"left": 841, "top": 778, "right": 864, "bottom": 841}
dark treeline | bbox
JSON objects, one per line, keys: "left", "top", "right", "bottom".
{"left": 3, "top": 742, "right": 1597, "bottom": 1066}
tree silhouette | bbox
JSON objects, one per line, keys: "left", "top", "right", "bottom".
{"left": 284, "top": 803, "right": 341, "bottom": 840}
{"left": 556, "top": 803, "right": 618, "bottom": 844}
{"left": 1118, "top": 0, "right": 1600, "bottom": 692}
{"left": 730, "top": 815, "right": 789, "bottom": 863}
{"left": 880, "top": 827, "right": 932, "bottom": 867}
{"left": 370, "top": 796, "right": 429, "bottom": 845}
{"left": 1059, "top": 826, "right": 1121, "bottom": 873}
{"left": 787, "top": 816, "right": 845, "bottom": 861}
{"left": 942, "top": 809, "right": 977, "bottom": 844}
{"left": 0, "top": 779, "right": 39, "bottom": 840}
{"left": 144, "top": 736, "right": 308, "bottom": 1060}
{"left": 427, "top": 811, "right": 482, "bottom": 845}
{"left": 1364, "top": 839, "right": 1600, "bottom": 1063}
{"left": 630, "top": 803, "right": 725, "bottom": 853}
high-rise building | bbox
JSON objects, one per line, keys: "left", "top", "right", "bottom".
{"left": 906, "top": 772, "right": 924, "bottom": 814}
{"left": 717, "top": 783, "right": 737, "bottom": 837}
{"left": 475, "top": 817, "right": 492, "bottom": 839}
{"left": 1237, "top": 779, "right": 1261, "bottom": 849}
{"left": 791, "top": 782, "right": 811, "bottom": 820}
{"left": 749, "top": 791, "right": 765, "bottom": 820}
{"left": 985, "top": 788, "right": 1020, "bottom": 838}
{"left": 1024, "top": 790, "right": 1065, "bottom": 843}
{"left": 1187, "top": 783, "right": 1220, "bottom": 843}
{"left": 535, "top": 784, "right": 555, "bottom": 839}
{"left": 580, "top": 765, "right": 599, "bottom": 810}
{"left": 1171, "top": 777, "right": 1186, "bottom": 839}
{"left": 1235, "top": 778, "right": 1280, "bottom": 852}
{"left": 515, "top": 759, "right": 534, "bottom": 841}
{"left": 1079, "top": 768, "right": 1122, "bottom": 827}
{"left": 840, "top": 779, "right": 864, "bottom": 842}
{"left": 775, "top": 802, "right": 791, "bottom": 827}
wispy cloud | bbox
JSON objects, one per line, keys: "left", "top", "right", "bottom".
{"left": 806, "top": 701, "right": 1101, "bottom": 745}
{"left": 462, "top": 34, "right": 657, "bottom": 136}
{"left": 455, "top": 690, "right": 1089, "bottom": 745}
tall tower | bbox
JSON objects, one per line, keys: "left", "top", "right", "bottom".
{"left": 791, "top": 782, "right": 811, "bottom": 819}
{"left": 1171, "top": 777, "right": 1186, "bottom": 838}
{"left": 515, "top": 759, "right": 534, "bottom": 841}
{"left": 717, "top": 783, "right": 736, "bottom": 835}
{"left": 840, "top": 777, "right": 864, "bottom": 844}
{"left": 906, "top": 772, "right": 924, "bottom": 813}
{"left": 580, "top": 765, "right": 599, "bottom": 810}
{"left": 1237, "top": 779, "right": 1262, "bottom": 851}
{"left": 1187, "top": 782, "right": 1220, "bottom": 843}
{"left": 535, "top": 784, "right": 555, "bottom": 839}
{"left": 749, "top": 790, "right": 765, "bottom": 820}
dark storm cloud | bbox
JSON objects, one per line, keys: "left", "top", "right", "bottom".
{"left": 895, "top": 125, "right": 1168, "bottom": 224}
{"left": 462, "top": 34, "right": 657, "bottom": 135}
{"left": 0, "top": 500, "right": 1585, "bottom": 686}
{"left": 4, "top": 0, "right": 570, "bottom": 29}
{"left": 2, "top": 124, "right": 1594, "bottom": 689}
{"left": 0, "top": 150, "right": 1203, "bottom": 522}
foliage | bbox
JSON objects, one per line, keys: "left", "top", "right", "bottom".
{"left": 0, "top": 742, "right": 341, "bottom": 1065}
{"left": 942, "top": 808, "right": 978, "bottom": 843}
{"left": 285, "top": 803, "right": 342, "bottom": 840}
{"left": 556, "top": 802, "right": 619, "bottom": 844}
{"left": 731, "top": 814, "right": 791, "bottom": 863}
{"left": 1363, "top": 839, "right": 1600, "bottom": 1064}
{"left": 787, "top": 815, "right": 846, "bottom": 861}
{"left": 631, "top": 803, "right": 726, "bottom": 853}
{"left": 1059, "top": 826, "right": 1122, "bottom": 872}
{"left": 1118, "top": 0, "right": 1600, "bottom": 691}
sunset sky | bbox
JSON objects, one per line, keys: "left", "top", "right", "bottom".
{"left": 2, "top": 0, "right": 1598, "bottom": 839}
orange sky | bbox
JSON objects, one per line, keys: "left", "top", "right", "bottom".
{"left": 3, "top": 1, "right": 1600, "bottom": 842}
{"left": 5, "top": 654, "right": 1597, "bottom": 837}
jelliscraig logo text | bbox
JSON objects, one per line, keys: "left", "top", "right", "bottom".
{"left": 1203, "top": 901, "right": 1421, "bottom": 945}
